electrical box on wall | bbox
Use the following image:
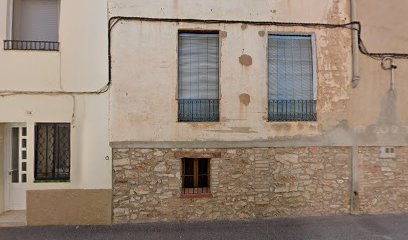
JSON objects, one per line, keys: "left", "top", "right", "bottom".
{"left": 379, "top": 147, "right": 396, "bottom": 159}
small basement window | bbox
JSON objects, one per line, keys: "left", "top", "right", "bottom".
{"left": 181, "top": 158, "right": 210, "bottom": 196}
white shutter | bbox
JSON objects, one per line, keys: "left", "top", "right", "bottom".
{"left": 12, "top": 0, "right": 60, "bottom": 42}
{"left": 178, "top": 33, "right": 219, "bottom": 100}
{"left": 268, "top": 35, "right": 314, "bottom": 100}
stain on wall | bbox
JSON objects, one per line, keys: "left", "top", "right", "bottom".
{"left": 209, "top": 127, "right": 257, "bottom": 134}
{"left": 377, "top": 90, "right": 398, "bottom": 125}
{"left": 220, "top": 31, "right": 228, "bottom": 38}
{"left": 239, "top": 93, "right": 251, "bottom": 106}
{"left": 239, "top": 54, "right": 253, "bottom": 66}
{"left": 258, "top": 31, "right": 266, "bottom": 37}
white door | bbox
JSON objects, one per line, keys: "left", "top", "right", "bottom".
{"left": 5, "top": 124, "right": 27, "bottom": 210}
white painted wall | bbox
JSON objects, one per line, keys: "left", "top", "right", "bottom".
{"left": 0, "top": 0, "right": 111, "bottom": 194}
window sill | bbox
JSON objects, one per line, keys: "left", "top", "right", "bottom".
{"left": 34, "top": 180, "right": 70, "bottom": 183}
{"left": 180, "top": 193, "right": 213, "bottom": 199}
{"left": 178, "top": 121, "right": 220, "bottom": 123}
{"left": 4, "top": 48, "right": 60, "bottom": 52}
{"left": 267, "top": 120, "right": 317, "bottom": 123}
{"left": 3, "top": 40, "right": 60, "bottom": 51}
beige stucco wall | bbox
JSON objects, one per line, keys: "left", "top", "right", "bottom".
{"left": 346, "top": 0, "right": 408, "bottom": 143}
{"left": 109, "top": 0, "right": 350, "bottom": 23}
{"left": 109, "top": 0, "right": 408, "bottom": 148}
{"left": 0, "top": 0, "right": 111, "bottom": 196}
{"left": 109, "top": 0, "right": 355, "bottom": 146}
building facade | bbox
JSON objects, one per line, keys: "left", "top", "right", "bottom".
{"left": 2, "top": 0, "right": 408, "bottom": 226}
{"left": 109, "top": 0, "right": 408, "bottom": 223}
{"left": 0, "top": 0, "right": 112, "bottom": 225}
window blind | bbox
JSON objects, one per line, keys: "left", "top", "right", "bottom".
{"left": 178, "top": 33, "right": 219, "bottom": 100}
{"left": 268, "top": 35, "right": 314, "bottom": 100}
{"left": 12, "top": 0, "right": 60, "bottom": 42}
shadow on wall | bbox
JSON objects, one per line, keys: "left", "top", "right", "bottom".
{"left": 377, "top": 89, "right": 398, "bottom": 125}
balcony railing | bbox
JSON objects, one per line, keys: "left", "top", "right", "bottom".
{"left": 268, "top": 99, "right": 317, "bottom": 122}
{"left": 4, "top": 40, "right": 59, "bottom": 51}
{"left": 178, "top": 99, "right": 219, "bottom": 122}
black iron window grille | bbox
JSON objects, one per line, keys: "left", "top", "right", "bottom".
{"left": 268, "top": 100, "right": 317, "bottom": 122}
{"left": 35, "top": 123, "right": 70, "bottom": 181}
{"left": 4, "top": 40, "right": 59, "bottom": 51}
{"left": 178, "top": 32, "right": 220, "bottom": 122}
{"left": 268, "top": 35, "right": 317, "bottom": 122}
{"left": 182, "top": 158, "right": 210, "bottom": 195}
{"left": 178, "top": 99, "right": 219, "bottom": 122}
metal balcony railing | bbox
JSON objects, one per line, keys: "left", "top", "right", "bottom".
{"left": 268, "top": 99, "right": 317, "bottom": 122}
{"left": 178, "top": 99, "right": 220, "bottom": 122}
{"left": 4, "top": 40, "right": 59, "bottom": 51}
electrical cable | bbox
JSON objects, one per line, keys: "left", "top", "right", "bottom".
{"left": 2, "top": 16, "right": 408, "bottom": 97}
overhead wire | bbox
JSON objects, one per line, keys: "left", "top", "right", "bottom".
{"left": 1, "top": 16, "right": 408, "bottom": 97}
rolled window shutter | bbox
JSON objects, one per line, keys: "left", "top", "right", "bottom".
{"left": 13, "top": 0, "right": 60, "bottom": 41}
{"left": 268, "top": 35, "right": 313, "bottom": 100}
{"left": 178, "top": 33, "right": 219, "bottom": 100}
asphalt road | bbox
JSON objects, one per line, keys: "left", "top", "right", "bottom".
{"left": 1, "top": 214, "right": 407, "bottom": 240}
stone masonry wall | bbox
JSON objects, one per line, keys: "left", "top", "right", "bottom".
{"left": 358, "top": 147, "right": 408, "bottom": 214}
{"left": 113, "top": 147, "right": 351, "bottom": 223}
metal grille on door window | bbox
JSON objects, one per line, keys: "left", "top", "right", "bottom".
{"left": 34, "top": 123, "right": 70, "bottom": 181}
{"left": 11, "top": 127, "right": 27, "bottom": 183}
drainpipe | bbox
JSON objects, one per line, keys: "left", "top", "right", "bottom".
{"left": 351, "top": 0, "right": 360, "bottom": 88}
{"left": 351, "top": 146, "right": 359, "bottom": 214}
{"left": 350, "top": 0, "right": 360, "bottom": 214}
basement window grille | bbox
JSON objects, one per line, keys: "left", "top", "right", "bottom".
{"left": 268, "top": 35, "right": 317, "bottom": 122}
{"left": 181, "top": 158, "right": 210, "bottom": 195}
{"left": 178, "top": 32, "right": 220, "bottom": 122}
{"left": 35, "top": 123, "right": 70, "bottom": 181}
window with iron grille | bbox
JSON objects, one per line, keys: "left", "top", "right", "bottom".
{"left": 35, "top": 123, "right": 70, "bottom": 181}
{"left": 268, "top": 34, "right": 317, "bottom": 122}
{"left": 178, "top": 32, "right": 220, "bottom": 122}
{"left": 181, "top": 158, "right": 210, "bottom": 195}
{"left": 4, "top": 0, "right": 60, "bottom": 51}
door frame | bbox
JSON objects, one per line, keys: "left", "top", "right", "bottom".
{"left": 4, "top": 123, "right": 27, "bottom": 211}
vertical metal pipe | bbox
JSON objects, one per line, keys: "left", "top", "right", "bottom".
{"left": 351, "top": 0, "right": 360, "bottom": 88}
{"left": 351, "top": 146, "right": 359, "bottom": 214}
{"left": 391, "top": 67, "right": 395, "bottom": 91}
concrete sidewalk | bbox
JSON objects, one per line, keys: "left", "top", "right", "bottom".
{"left": 0, "top": 213, "right": 407, "bottom": 240}
{"left": 0, "top": 211, "right": 26, "bottom": 228}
